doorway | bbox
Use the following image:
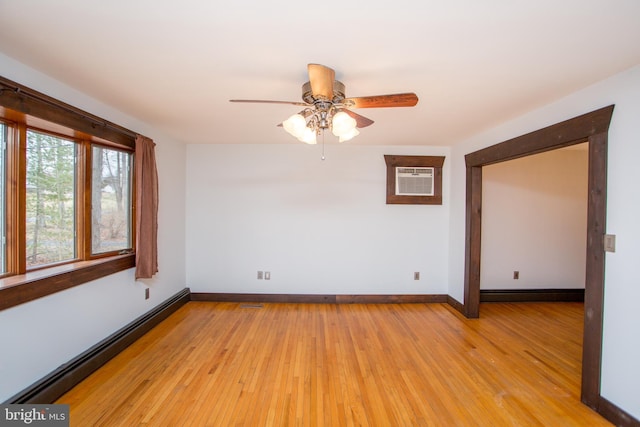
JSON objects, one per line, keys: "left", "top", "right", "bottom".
{"left": 462, "top": 105, "right": 614, "bottom": 409}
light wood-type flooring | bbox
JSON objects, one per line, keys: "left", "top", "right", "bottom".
{"left": 57, "top": 301, "right": 612, "bottom": 426}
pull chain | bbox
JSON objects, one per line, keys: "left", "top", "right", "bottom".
{"left": 321, "top": 130, "right": 326, "bottom": 161}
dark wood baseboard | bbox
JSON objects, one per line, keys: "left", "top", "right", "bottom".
{"left": 447, "top": 295, "right": 465, "bottom": 315}
{"left": 191, "top": 293, "right": 336, "bottom": 304}
{"left": 337, "top": 294, "right": 448, "bottom": 304}
{"left": 597, "top": 397, "right": 640, "bottom": 427}
{"left": 190, "top": 293, "right": 448, "bottom": 304}
{"left": 480, "top": 289, "right": 585, "bottom": 303}
{"left": 5, "top": 288, "right": 191, "bottom": 404}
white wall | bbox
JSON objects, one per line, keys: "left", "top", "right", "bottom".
{"left": 481, "top": 146, "right": 588, "bottom": 289}
{"left": 448, "top": 64, "right": 640, "bottom": 419}
{"left": 0, "top": 53, "right": 187, "bottom": 401}
{"left": 186, "top": 144, "right": 450, "bottom": 295}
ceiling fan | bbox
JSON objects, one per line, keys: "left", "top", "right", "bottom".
{"left": 229, "top": 64, "right": 418, "bottom": 144}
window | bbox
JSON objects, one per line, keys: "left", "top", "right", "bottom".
{"left": 2, "top": 122, "right": 134, "bottom": 273}
{"left": 26, "top": 130, "right": 77, "bottom": 267}
{"left": 0, "top": 122, "right": 6, "bottom": 274}
{"left": 91, "top": 145, "right": 132, "bottom": 255}
{"left": 1, "top": 75, "right": 139, "bottom": 310}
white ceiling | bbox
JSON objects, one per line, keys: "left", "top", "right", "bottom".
{"left": 1, "top": 1, "right": 639, "bottom": 146}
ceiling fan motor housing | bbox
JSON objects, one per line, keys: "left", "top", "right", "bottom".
{"left": 302, "top": 80, "right": 346, "bottom": 104}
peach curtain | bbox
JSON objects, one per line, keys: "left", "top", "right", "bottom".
{"left": 135, "top": 135, "right": 159, "bottom": 279}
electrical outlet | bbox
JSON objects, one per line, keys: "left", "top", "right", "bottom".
{"left": 257, "top": 271, "right": 263, "bottom": 280}
{"left": 265, "top": 271, "right": 271, "bottom": 280}
{"left": 513, "top": 271, "right": 519, "bottom": 280}
{"left": 604, "top": 234, "right": 616, "bottom": 252}
{"left": 145, "top": 288, "right": 150, "bottom": 300}
{"left": 414, "top": 272, "right": 420, "bottom": 280}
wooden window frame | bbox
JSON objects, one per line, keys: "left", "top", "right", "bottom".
{"left": 384, "top": 155, "right": 445, "bottom": 205}
{"left": 0, "top": 76, "right": 138, "bottom": 311}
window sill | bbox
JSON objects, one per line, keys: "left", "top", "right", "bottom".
{"left": 0, "top": 254, "right": 135, "bottom": 311}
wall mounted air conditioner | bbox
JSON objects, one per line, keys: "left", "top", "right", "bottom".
{"left": 395, "top": 167, "right": 434, "bottom": 196}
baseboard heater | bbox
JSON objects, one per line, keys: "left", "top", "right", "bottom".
{"left": 5, "top": 288, "right": 191, "bottom": 404}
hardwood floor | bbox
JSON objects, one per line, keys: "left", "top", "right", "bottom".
{"left": 57, "top": 302, "right": 612, "bottom": 426}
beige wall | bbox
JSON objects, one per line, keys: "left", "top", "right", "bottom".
{"left": 480, "top": 144, "right": 588, "bottom": 289}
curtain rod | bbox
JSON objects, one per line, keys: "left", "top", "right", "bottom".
{"left": 0, "top": 76, "right": 138, "bottom": 140}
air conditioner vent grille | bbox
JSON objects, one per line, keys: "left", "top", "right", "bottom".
{"left": 395, "top": 167, "right": 434, "bottom": 196}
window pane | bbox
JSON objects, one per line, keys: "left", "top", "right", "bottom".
{"left": 91, "top": 145, "right": 132, "bottom": 254}
{"left": 0, "top": 123, "right": 6, "bottom": 273}
{"left": 26, "top": 130, "right": 77, "bottom": 268}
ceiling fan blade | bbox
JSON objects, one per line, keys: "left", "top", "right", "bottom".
{"left": 339, "top": 109, "right": 375, "bottom": 128}
{"left": 344, "top": 93, "right": 418, "bottom": 108}
{"left": 230, "top": 99, "right": 309, "bottom": 107}
{"left": 307, "top": 64, "right": 335, "bottom": 100}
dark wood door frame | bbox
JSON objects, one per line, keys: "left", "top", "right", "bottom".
{"left": 462, "top": 105, "right": 614, "bottom": 409}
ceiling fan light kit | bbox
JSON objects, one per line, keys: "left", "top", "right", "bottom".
{"left": 230, "top": 64, "right": 418, "bottom": 144}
